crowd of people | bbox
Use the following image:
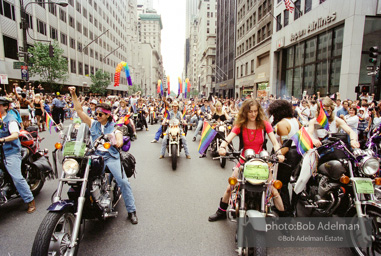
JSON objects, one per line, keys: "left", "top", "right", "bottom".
{"left": 3, "top": 81, "right": 378, "bottom": 222}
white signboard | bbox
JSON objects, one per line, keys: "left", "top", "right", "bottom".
{"left": 0, "top": 74, "right": 8, "bottom": 84}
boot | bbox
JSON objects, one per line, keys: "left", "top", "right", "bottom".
{"left": 42, "top": 124, "right": 46, "bottom": 131}
{"left": 290, "top": 191, "right": 300, "bottom": 217}
{"left": 128, "top": 211, "right": 138, "bottom": 224}
{"left": 27, "top": 200, "right": 36, "bottom": 214}
{"left": 39, "top": 125, "right": 42, "bottom": 132}
{"left": 208, "top": 198, "right": 228, "bottom": 222}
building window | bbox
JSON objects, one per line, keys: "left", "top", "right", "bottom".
{"left": 69, "top": 37, "right": 75, "bottom": 49}
{"left": 59, "top": 9, "right": 66, "bottom": 22}
{"left": 60, "top": 33, "right": 67, "bottom": 45}
{"left": 305, "top": 0, "right": 312, "bottom": 13}
{"left": 3, "top": 35, "right": 18, "bottom": 60}
{"left": 282, "top": 25, "right": 344, "bottom": 97}
{"left": 77, "top": 42, "right": 82, "bottom": 52}
{"left": 83, "top": 7, "right": 87, "bottom": 18}
{"left": 245, "top": 62, "right": 248, "bottom": 76}
{"left": 2, "top": 1, "right": 16, "bottom": 21}
{"left": 48, "top": 4, "right": 57, "bottom": 15}
{"left": 294, "top": 0, "right": 301, "bottom": 20}
{"left": 251, "top": 59, "right": 254, "bottom": 74}
{"left": 70, "top": 59, "right": 76, "bottom": 73}
{"left": 69, "top": 15, "right": 74, "bottom": 27}
{"left": 76, "top": 1, "right": 81, "bottom": 13}
{"left": 276, "top": 14, "right": 282, "bottom": 31}
{"left": 68, "top": 0, "right": 74, "bottom": 6}
{"left": 25, "top": 13, "right": 33, "bottom": 29}
{"left": 36, "top": 0, "right": 45, "bottom": 8}
{"left": 78, "top": 61, "right": 83, "bottom": 75}
{"left": 50, "top": 26, "right": 57, "bottom": 39}
{"left": 267, "top": 22, "right": 271, "bottom": 37}
{"left": 76, "top": 22, "right": 82, "bottom": 33}
{"left": 37, "top": 19, "right": 47, "bottom": 35}
{"left": 284, "top": 10, "right": 289, "bottom": 27}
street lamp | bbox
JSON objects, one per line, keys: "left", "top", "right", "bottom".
{"left": 20, "top": 1, "right": 68, "bottom": 65}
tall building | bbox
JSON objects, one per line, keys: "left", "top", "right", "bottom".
{"left": 0, "top": 0, "right": 141, "bottom": 95}
{"left": 187, "top": 18, "right": 198, "bottom": 92}
{"left": 197, "top": 0, "right": 217, "bottom": 97}
{"left": 270, "top": 0, "right": 381, "bottom": 100}
{"left": 235, "top": 0, "right": 273, "bottom": 98}
{"left": 184, "top": 0, "right": 198, "bottom": 79}
{"left": 216, "top": 0, "right": 236, "bottom": 98}
{"left": 138, "top": 10, "right": 163, "bottom": 95}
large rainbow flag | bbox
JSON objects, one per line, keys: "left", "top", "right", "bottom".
{"left": 198, "top": 121, "right": 217, "bottom": 154}
{"left": 291, "top": 127, "right": 314, "bottom": 155}
{"left": 316, "top": 101, "right": 329, "bottom": 130}
{"left": 46, "top": 113, "right": 55, "bottom": 134}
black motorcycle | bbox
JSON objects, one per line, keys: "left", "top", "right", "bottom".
{"left": 132, "top": 108, "right": 147, "bottom": 130}
{"left": 0, "top": 130, "right": 53, "bottom": 207}
{"left": 291, "top": 135, "right": 381, "bottom": 256}
{"left": 210, "top": 120, "right": 233, "bottom": 168}
{"left": 31, "top": 123, "right": 123, "bottom": 256}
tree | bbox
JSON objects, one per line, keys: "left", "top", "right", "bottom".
{"left": 190, "top": 89, "right": 199, "bottom": 97}
{"left": 128, "top": 84, "right": 142, "bottom": 95}
{"left": 28, "top": 41, "right": 68, "bottom": 87}
{"left": 89, "top": 70, "right": 110, "bottom": 95}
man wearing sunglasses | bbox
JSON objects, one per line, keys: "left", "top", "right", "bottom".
{"left": 68, "top": 87, "right": 138, "bottom": 224}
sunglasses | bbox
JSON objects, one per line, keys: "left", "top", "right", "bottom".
{"left": 95, "top": 112, "right": 105, "bottom": 117}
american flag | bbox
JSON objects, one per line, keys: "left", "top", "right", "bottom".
{"left": 284, "top": 0, "right": 294, "bottom": 13}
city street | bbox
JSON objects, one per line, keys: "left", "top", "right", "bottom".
{"left": 0, "top": 122, "right": 352, "bottom": 256}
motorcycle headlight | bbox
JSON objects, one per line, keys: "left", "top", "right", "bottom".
{"left": 218, "top": 126, "right": 225, "bottom": 132}
{"left": 63, "top": 159, "right": 79, "bottom": 176}
{"left": 360, "top": 156, "right": 379, "bottom": 176}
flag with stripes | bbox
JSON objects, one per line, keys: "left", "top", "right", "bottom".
{"left": 284, "top": 0, "right": 294, "bottom": 13}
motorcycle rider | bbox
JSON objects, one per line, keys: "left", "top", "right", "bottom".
{"left": 68, "top": 87, "right": 138, "bottom": 224}
{"left": 208, "top": 99, "right": 285, "bottom": 221}
{"left": 267, "top": 100, "right": 301, "bottom": 217}
{"left": 0, "top": 97, "right": 36, "bottom": 213}
{"left": 159, "top": 100, "right": 191, "bottom": 159}
{"left": 136, "top": 98, "right": 149, "bottom": 131}
{"left": 292, "top": 96, "right": 360, "bottom": 211}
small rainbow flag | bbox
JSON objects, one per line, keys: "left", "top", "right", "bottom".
{"left": 182, "top": 106, "right": 187, "bottom": 120}
{"left": 198, "top": 121, "right": 217, "bottom": 154}
{"left": 291, "top": 127, "right": 314, "bottom": 155}
{"left": 116, "top": 115, "right": 128, "bottom": 127}
{"left": 316, "top": 101, "right": 329, "bottom": 130}
{"left": 46, "top": 113, "right": 54, "bottom": 134}
{"left": 163, "top": 105, "right": 170, "bottom": 120}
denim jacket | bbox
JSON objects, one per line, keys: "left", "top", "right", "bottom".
{"left": 89, "top": 120, "right": 119, "bottom": 158}
{"left": 0, "top": 113, "right": 21, "bottom": 157}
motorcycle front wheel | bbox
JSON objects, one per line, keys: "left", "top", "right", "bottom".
{"left": 171, "top": 144, "right": 178, "bottom": 170}
{"left": 349, "top": 208, "right": 381, "bottom": 256}
{"left": 31, "top": 212, "right": 78, "bottom": 256}
{"left": 150, "top": 114, "right": 154, "bottom": 125}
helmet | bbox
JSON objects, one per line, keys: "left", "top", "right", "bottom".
{"left": 0, "top": 97, "right": 12, "bottom": 105}
{"left": 19, "top": 130, "right": 34, "bottom": 147}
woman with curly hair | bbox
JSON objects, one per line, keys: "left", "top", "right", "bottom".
{"left": 267, "top": 100, "right": 301, "bottom": 216}
{"left": 208, "top": 99, "right": 285, "bottom": 222}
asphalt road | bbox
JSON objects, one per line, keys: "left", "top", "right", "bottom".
{"left": 0, "top": 121, "right": 352, "bottom": 256}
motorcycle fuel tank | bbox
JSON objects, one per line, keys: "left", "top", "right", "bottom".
{"left": 318, "top": 160, "right": 346, "bottom": 180}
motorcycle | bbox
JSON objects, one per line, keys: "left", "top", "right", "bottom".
{"left": 132, "top": 108, "right": 146, "bottom": 130}
{"left": 149, "top": 106, "right": 160, "bottom": 125}
{"left": 114, "top": 114, "right": 135, "bottom": 141}
{"left": 0, "top": 129, "right": 53, "bottom": 206}
{"left": 31, "top": 123, "right": 122, "bottom": 256}
{"left": 291, "top": 135, "right": 381, "bottom": 256}
{"left": 210, "top": 120, "right": 233, "bottom": 168}
{"left": 223, "top": 149, "right": 283, "bottom": 256}
{"left": 163, "top": 118, "right": 187, "bottom": 170}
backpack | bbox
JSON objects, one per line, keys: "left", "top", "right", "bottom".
{"left": 120, "top": 152, "right": 136, "bottom": 178}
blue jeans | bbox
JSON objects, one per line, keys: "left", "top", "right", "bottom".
{"left": 2, "top": 152, "right": 34, "bottom": 203}
{"left": 193, "top": 120, "right": 203, "bottom": 139}
{"left": 160, "top": 134, "right": 190, "bottom": 156}
{"left": 96, "top": 151, "right": 136, "bottom": 213}
{"left": 154, "top": 125, "right": 163, "bottom": 141}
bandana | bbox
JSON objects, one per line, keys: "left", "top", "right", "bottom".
{"left": 96, "top": 107, "right": 111, "bottom": 115}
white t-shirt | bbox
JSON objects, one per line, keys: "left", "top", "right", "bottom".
{"left": 3, "top": 113, "right": 20, "bottom": 134}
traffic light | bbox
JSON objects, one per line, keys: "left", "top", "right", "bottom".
{"left": 369, "top": 46, "right": 378, "bottom": 64}
{"left": 48, "top": 44, "right": 54, "bottom": 57}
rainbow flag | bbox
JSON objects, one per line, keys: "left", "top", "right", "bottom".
{"left": 46, "top": 113, "right": 54, "bottom": 134}
{"left": 182, "top": 106, "right": 187, "bottom": 120}
{"left": 198, "top": 121, "right": 217, "bottom": 154}
{"left": 316, "top": 101, "right": 329, "bottom": 130}
{"left": 291, "top": 127, "right": 314, "bottom": 155}
{"left": 192, "top": 104, "right": 196, "bottom": 112}
{"left": 163, "top": 106, "right": 170, "bottom": 120}
{"left": 116, "top": 115, "right": 128, "bottom": 127}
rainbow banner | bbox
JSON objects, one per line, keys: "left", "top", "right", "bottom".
{"left": 114, "top": 61, "right": 132, "bottom": 87}
{"left": 46, "top": 113, "right": 54, "bottom": 134}
{"left": 167, "top": 76, "right": 170, "bottom": 95}
{"left": 198, "top": 121, "right": 217, "bottom": 154}
{"left": 317, "top": 101, "right": 329, "bottom": 130}
{"left": 178, "top": 77, "right": 182, "bottom": 96}
{"left": 184, "top": 78, "right": 189, "bottom": 99}
{"left": 291, "top": 127, "right": 314, "bottom": 155}
{"left": 187, "top": 79, "right": 191, "bottom": 92}
{"left": 157, "top": 80, "right": 161, "bottom": 93}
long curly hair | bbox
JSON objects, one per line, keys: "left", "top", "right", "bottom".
{"left": 267, "top": 100, "right": 293, "bottom": 126}
{"left": 234, "top": 99, "right": 267, "bottom": 129}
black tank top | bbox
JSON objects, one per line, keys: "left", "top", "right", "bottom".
{"left": 212, "top": 113, "right": 227, "bottom": 122}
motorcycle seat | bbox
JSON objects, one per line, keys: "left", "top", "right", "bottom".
{"left": 21, "top": 147, "right": 29, "bottom": 160}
